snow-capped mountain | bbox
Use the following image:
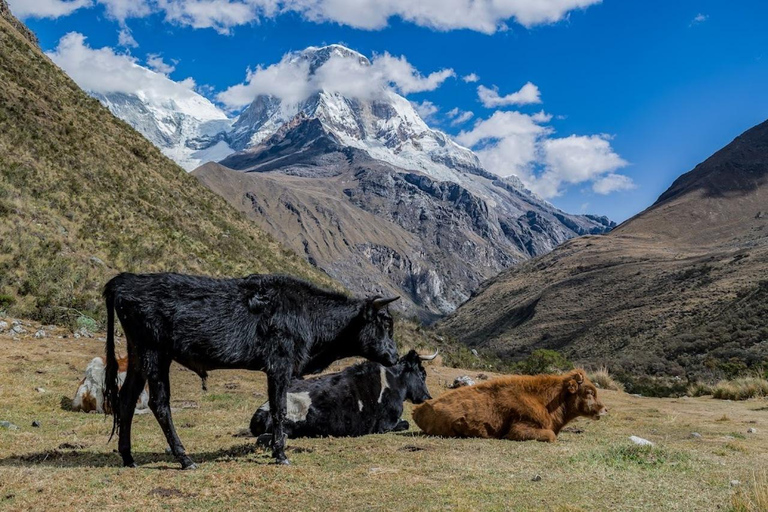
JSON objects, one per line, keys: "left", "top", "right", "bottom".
{"left": 227, "top": 45, "right": 482, "bottom": 183}
{"left": 91, "top": 88, "right": 233, "bottom": 171}
{"left": 90, "top": 44, "right": 615, "bottom": 318}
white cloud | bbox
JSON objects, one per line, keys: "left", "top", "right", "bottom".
{"left": 462, "top": 73, "right": 480, "bottom": 83}
{"left": 96, "top": 0, "right": 152, "bottom": 21}
{"left": 478, "top": 82, "right": 541, "bottom": 107}
{"left": 6, "top": 0, "right": 91, "bottom": 19}
{"left": 592, "top": 173, "right": 635, "bottom": 194}
{"left": 281, "top": 0, "right": 602, "bottom": 33}
{"left": 46, "top": 32, "right": 223, "bottom": 120}
{"left": 457, "top": 111, "right": 549, "bottom": 186}
{"left": 146, "top": 54, "right": 177, "bottom": 75}
{"left": 10, "top": 0, "right": 601, "bottom": 33}
{"left": 531, "top": 110, "right": 553, "bottom": 123}
{"left": 117, "top": 27, "right": 138, "bottom": 47}
{"left": 456, "top": 111, "right": 631, "bottom": 198}
{"left": 412, "top": 100, "right": 439, "bottom": 121}
{"left": 446, "top": 107, "right": 474, "bottom": 126}
{"left": 370, "top": 53, "right": 455, "bottom": 93}
{"left": 217, "top": 48, "right": 455, "bottom": 109}
{"left": 157, "top": 0, "right": 265, "bottom": 34}
{"left": 690, "top": 13, "right": 708, "bottom": 26}
{"left": 539, "top": 134, "right": 629, "bottom": 196}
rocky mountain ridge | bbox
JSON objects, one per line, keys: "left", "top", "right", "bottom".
{"left": 439, "top": 120, "right": 768, "bottom": 380}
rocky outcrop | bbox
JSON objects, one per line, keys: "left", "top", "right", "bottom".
{"left": 0, "top": 0, "right": 38, "bottom": 45}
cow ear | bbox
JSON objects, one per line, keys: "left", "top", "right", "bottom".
{"left": 404, "top": 349, "right": 419, "bottom": 363}
{"left": 567, "top": 379, "right": 579, "bottom": 394}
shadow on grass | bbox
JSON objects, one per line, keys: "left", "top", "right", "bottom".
{"left": 0, "top": 442, "right": 275, "bottom": 469}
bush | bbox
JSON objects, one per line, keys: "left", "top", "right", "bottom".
{"left": 711, "top": 377, "right": 768, "bottom": 400}
{"left": 0, "top": 294, "right": 15, "bottom": 311}
{"left": 515, "top": 349, "right": 573, "bottom": 375}
{"left": 589, "top": 366, "right": 625, "bottom": 391}
{"left": 76, "top": 315, "right": 99, "bottom": 332}
{"left": 687, "top": 381, "right": 714, "bottom": 397}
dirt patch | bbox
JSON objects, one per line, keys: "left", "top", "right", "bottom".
{"left": 58, "top": 442, "right": 86, "bottom": 450}
{"left": 398, "top": 445, "right": 426, "bottom": 452}
{"left": 148, "top": 488, "right": 197, "bottom": 499}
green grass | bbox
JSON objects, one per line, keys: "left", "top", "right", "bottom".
{"left": 574, "top": 444, "right": 690, "bottom": 471}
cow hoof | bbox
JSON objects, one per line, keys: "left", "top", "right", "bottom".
{"left": 182, "top": 462, "right": 198, "bottom": 471}
{"left": 123, "top": 462, "right": 138, "bottom": 468}
{"left": 274, "top": 458, "right": 291, "bottom": 466}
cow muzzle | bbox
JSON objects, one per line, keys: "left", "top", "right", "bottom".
{"left": 381, "top": 347, "right": 398, "bottom": 366}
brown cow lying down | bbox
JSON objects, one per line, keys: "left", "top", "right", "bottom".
{"left": 72, "top": 356, "right": 149, "bottom": 414}
{"left": 412, "top": 369, "right": 607, "bottom": 441}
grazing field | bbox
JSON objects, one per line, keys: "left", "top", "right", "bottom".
{"left": 1, "top": 322, "right": 766, "bottom": 511}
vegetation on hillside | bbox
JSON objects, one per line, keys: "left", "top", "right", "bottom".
{"left": 0, "top": 15, "right": 336, "bottom": 327}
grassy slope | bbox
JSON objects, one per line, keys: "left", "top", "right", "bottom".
{"left": 1, "top": 328, "right": 767, "bottom": 511}
{"left": 0, "top": 13, "right": 336, "bottom": 326}
{"left": 440, "top": 122, "right": 768, "bottom": 382}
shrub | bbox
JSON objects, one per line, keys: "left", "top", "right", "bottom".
{"left": 76, "top": 315, "right": 99, "bottom": 332}
{"left": 589, "top": 366, "right": 625, "bottom": 391}
{"left": 711, "top": 377, "right": 768, "bottom": 400}
{"left": 0, "top": 293, "right": 15, "bottom": 311}
{"left": 515, "top": 349, "right": 573, "bottom": 375}
{"left": 687, "top": 381, "right": 714, "bottom": 397}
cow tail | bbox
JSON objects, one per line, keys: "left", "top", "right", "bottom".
{"left": 103, "top": 281, "right": 120, "bottom": 442}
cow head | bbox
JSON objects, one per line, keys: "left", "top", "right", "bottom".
{"left": 565, "top": 370, "right": 608, "bottom": 420}
{"left": 398, "top": 349, "right": 434, "bottom": 404}
{"left": 356, "top": 296, "right": 400, "bottom": 367}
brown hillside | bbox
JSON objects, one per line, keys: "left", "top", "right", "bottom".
{"left": 439, "top": 121, "right": 768, "bottom": 382}
{"left": 0, "top": 8, "right": 335, "bottom": 326}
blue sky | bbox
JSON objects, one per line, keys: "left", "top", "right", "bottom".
{"left": 15, "top": 0, "right": 768, "bottom": 222}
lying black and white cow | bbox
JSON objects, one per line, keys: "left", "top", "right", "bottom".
{"left": 249, "top": 349, "right": 436, "bottom": 439}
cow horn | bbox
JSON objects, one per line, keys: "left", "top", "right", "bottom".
{"left": 419, "top": 349, "right": 439, "bottom": 361}
{"left": 372, "top": 296, "right": 400, "bottom": 310}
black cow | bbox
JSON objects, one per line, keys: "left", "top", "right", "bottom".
{"left": 249, "top": 349, "right": 436, "bottom": 439}
{"left": 103, "top": 272, "right": 400, "bottom": 468}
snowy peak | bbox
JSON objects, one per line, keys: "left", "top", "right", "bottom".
{"left": 92, "top": 76, "right": 233, "bottom": 171}
{"left": 226, "top": 45, "right": 482, "bottom": 182}
{"left": 298, "top": 44, "right": 371, "bottom": 73}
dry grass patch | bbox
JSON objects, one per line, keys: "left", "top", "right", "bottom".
{"left": 3, "top": 331, "right": 768, "bottom": 511}
{"left": 713, "top": 378, "right": 768, "bottom": 401}
{"left": 589, "top": 366, "right": 625, "bottom": 392}
{"left": 731, "top": 471, "right": 768, "bottom": 512}
{"left": 689, "top": 377, "right": 768, "bottom": 401}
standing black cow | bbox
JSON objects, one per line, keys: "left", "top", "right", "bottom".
{"left": 249, "top": 349, "right": 436, "bottom": 439}
{"left": 103, "top": 272, "right": 399, "bottom": 468}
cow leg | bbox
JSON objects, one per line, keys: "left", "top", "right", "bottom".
{"left": 506, "top": 423, "right": 557, "bottom": 443}
{"left": 118, "top": 367, "right": 147, "bottom": 468}
{"left": 147, "top": 360, "right": 196, "bottom": 470}
{"left": 266, "top": 371, "right": 290, "bottom": 465}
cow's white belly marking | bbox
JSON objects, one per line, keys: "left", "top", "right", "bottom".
{"left": 257, "top": 392, "right": 312, "bottom": 422}
{"left": 378, "top": 367, "right": 389, "bottom": 403}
